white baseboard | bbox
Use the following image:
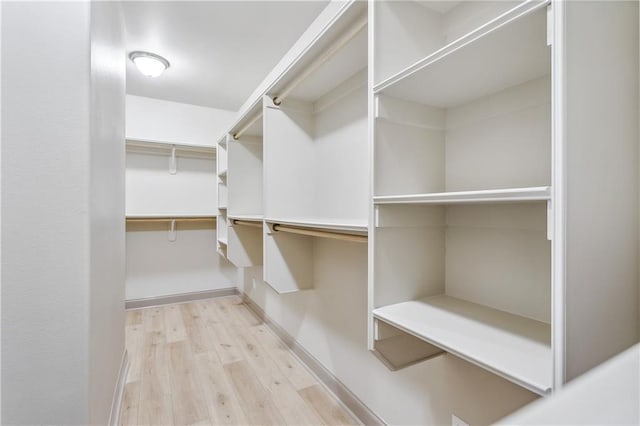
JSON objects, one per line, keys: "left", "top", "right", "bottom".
{"left": 108, "top": 350, "right": 129, "bottom": 426}
{"left": 241, "top": 293, "right": 385, "bottom": 426}
{"left": 125, "top": 287, "right": 239, "bottom": 310}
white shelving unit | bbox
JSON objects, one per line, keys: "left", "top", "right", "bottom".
{"left": 264, "top": 67, "right": 368, "bottom": 229}
{"left": 225, "top": 108, "right": 264, "bottom": 268}
{"left": 370, "top": 0, "right": 553, "bottom": 396}
{"left": 216, "top": 135, "right": 229, "bottom": 256}
{"left": 228, "top": 108, "right": 264, "bottom": 219}
{"left": 200, "top": 0, "right": 637, "bottom": 418}
{"left": 261, "top": 4, "right": 368, "bottom": 293}
{"left": 213, "top": 0, "right": 369, "bottom": 294}
{"left": 369, "top": 0, "right": 639, "bottom": 400}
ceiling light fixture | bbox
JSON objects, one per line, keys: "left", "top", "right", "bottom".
{"left": 129, "top": 51, "right": 170, "bottom": 77}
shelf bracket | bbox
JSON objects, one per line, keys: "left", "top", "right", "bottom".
{"left": 168, "top": 219, "right": 177, "bottom": 242}
{"left": 169, "top": 145, "right": 177, "bottom": 175}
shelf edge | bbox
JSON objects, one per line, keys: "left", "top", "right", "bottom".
{"left": 374, "top": 187, "right": 551, "bottom": 205}
{"left": 372, "top": 307, "right": 551, "bottom": 396}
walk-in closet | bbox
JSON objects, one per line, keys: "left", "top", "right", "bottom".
{"left": 1, "top": 1, "right": 639, "bottom": 425}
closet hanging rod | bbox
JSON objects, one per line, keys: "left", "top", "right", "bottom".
{"left": 272, "top": 14, "right": 367, "bottom": 106}
{"left": 232, "top": 219, "right": 263, "bottom": 228}
{"left": 126, "top": 217, "right": 216, "bottom": 223}
{"left": 272, "top": 224, "right": 367, "bottom": 243}
{"left": 232, "top": 112, "right": 263, "bottom": 140}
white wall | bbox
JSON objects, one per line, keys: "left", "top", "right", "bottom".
{"left": 125, "top": 224, "right": 236, "bottom": 300}
{"left": 241, "top": 242, "right": 539, "bottom": 425}
{"left": 1, "top": 2, "right": 126, "bottom": 424}
{"left": 564, "top": 0, "right": 639, "bottom": 381}
{"left": 126, "top": 95, "right": 235, "bottom": 147}
{"left": 125, "top": 153, "right": 218, "bottom": 216}
{"left": 90, "top": 2, "right": 126, "bottom": 423}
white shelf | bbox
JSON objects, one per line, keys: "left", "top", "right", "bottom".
{"left": 374, "top": 187, "right": 550, "bottom": 205}
{"left": 266, "top": 5, "right": 368, "bottom": 104}
{"left": 265, "top": 217, "right": 367, "bottom": 233}
{"left": 374, "top": 2, "right": 550, "bottom": 108}
{"left": 228, "top": 214, "right": 263, "bottom": 222}
{"left": 126, "top": 213, "right": 217, "bottom": 219}
{"left": 373, "top": 295, "right": 552, "bottom": 395}
{"left": 126, "top": 139, "right": 216, "bottom": 158}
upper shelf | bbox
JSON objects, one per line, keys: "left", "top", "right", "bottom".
{"left": 373, "top": 295, "right": 552, "bottom": 395}
{"left": 126, "top": 139, "right": 216, "bottom": 159}
{"left": 126, "top": 213, "right": 217, "bottom": 219}
{"left": 267, "top": 7, "right": 367, "bottom": 105}
{"left": 230, "top": 105, "right": 264, "bottom": 141}
{"left": 265, "top": 217, "right": 367, "bottom": 234}
{"left": 374, "top": 187, "right": 550, "bottom": 205}
{"left": 228, "top": 214, "right": 263, "bottom": 222}
{"left": 374, "top": 1, "right": 550, "bottom": 108}
{"left": 282, "top": 28, "right": 367, "bottom": 103}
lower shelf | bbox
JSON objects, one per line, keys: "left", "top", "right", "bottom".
{"left": 372, "top": 295, "right": 552, "bottom": 395}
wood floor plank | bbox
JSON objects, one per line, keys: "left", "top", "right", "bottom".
{"left": 142, "top": 308, "right": 166, "bottom": 347}
{"left": 222, "top": 306, "right": 325, "bottom": 426}
{"left": 299, "top": 384, "right": 359, "bottom": 426}
{"left": 167, "top": 341, "right": 210, "bottom": 426}
{"left": 224, "top": 360, "right": 286, "bottom": 426}
{"left": 217, "top": 297, "right": 262, "bottom": 328}
{"left": 250, "top": 324, "right": 318, "bottom": 391}
{"left": 118, "top": 381, "right": 140, "bottom": 426}
{"left": 126, "top": 309, "right": 143, "bottom": 326}
{"left": 138, "top": 339, "right": 173, "bottom": 426}
{"left": 125, "top": 324, "right": 144, "bottom": 383}
{"left": 164, "top": 305, "right": 187, "bottom": 343}
{"left": 180, "top": 302, "right": 214, "bottom": 354}
{"left": 143, "top": 307, "right": 165, "bottom": 333}
{"left": 197, "top": 300, "right": 244, "bottom": 365}
{"left": 195, "top": 351, "right": 249, "bottom": 425}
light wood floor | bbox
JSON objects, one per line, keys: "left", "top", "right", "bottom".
{"left": 120, "top": 296, "right": 359, "bottom": 426}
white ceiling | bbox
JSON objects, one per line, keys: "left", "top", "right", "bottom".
{"left": 123, "top": 1, "right": 330, "bottom": 111}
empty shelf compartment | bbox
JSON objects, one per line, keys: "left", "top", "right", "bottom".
{"left": 373, "top": 295, "right": 552, "bottom": 395}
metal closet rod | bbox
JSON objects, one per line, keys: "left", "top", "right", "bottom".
{"left": 232, "top": 112, "right": 263, "bottom": 141}
{"left": 272, "top": 13, "right": 367, "bottom": 106}
{"left": 232, "top": 219, "right": 262, "bottom": 228}
{"left": 272, "top": 224, "right": 367, "bottom": 243}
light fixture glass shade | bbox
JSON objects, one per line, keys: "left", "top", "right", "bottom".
{"left": 129, "top": 51, "right": 170, "bottom": 77}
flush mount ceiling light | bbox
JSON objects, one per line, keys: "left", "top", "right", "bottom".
{"left": 129, "top": 51, "right": 170, "bottom": 77}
